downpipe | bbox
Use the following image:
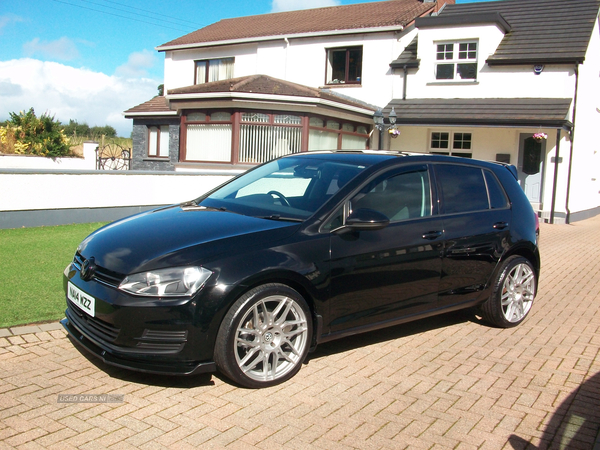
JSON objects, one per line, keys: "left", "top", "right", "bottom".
{"left": 564, "top": 64, "right": 579, "bottom": 224}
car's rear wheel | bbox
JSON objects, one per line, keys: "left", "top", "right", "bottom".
{"left": 480, "top": 256, "right": 536, "bottom": 328}
{"left": 214, "top": 284, "right": 312, "bottom": 388}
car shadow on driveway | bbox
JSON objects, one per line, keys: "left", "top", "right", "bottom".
{"left": 71, "top": 308, "right": 478, "bottom": 388}
{"left": 308, "top": 308, "right": 476, "bottom": 362}
{"left": 508, "top": 370, "right": 600, "bottom": 450}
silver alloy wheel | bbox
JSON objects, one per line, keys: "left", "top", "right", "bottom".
{"left": 234, "top": 294, "right": 309, "bottom": 382}
{"left": 501, "top": 262, "right": 535, "bottom": 323}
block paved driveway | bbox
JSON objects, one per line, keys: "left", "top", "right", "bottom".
{"left": 2, "top": 216, "right": 600, "bottom": 449}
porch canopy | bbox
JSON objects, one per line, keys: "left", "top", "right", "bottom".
{"left": 381, "top": 98, "right": 573, "bottom": 129}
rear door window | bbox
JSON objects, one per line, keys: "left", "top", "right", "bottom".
{"left": 435, "top": 164, "right": 488, "bottom": 214}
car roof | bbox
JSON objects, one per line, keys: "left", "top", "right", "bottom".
{"left": 282, "top": 150, "right": 513, "bottom": 173}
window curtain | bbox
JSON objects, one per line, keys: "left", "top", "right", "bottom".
{"left": 186, "top": 124, "right": 232, "bottom": 162}
{"left": 148, "top": 127, "right": 158, "bottom": 156}
{"left": 239, "top": 125, "right": 301, "bottom": 163}
{"left": 308, "top": 129, "right": 338, "bottom": 151}
{"left": 341, "top": 134, "right": 367, "bottom": 150}
{"left": 159, "top": 125, "right": 169, "bottom": 157}
{"left": 196, "top": 61, "right": 206, "bottom": 84}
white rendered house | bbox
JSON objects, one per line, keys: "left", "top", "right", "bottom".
{"left": 125, "top": 0, "right": 600, "bottom": 223}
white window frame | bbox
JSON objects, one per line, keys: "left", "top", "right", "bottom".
{"left": 434, "top": 41, "right": 478, "bottom": 81}
{"left": 429, "top": 131, "right": 472, "bottom": 157}
{"left": 148, "top": 125, "right": 170, "bottom": 158}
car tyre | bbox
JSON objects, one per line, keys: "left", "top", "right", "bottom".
{"left": 480, "top": 256, "right": 536, "bottom": 328}
{"left": 214, "top": 283, "right": 312, "bottom": 388}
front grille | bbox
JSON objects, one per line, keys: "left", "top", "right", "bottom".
{"left": 72, "top": 253, "right": 124, "bottom": 288}
{"left": 67, "top": 300, "right": 120, "bottom": 343}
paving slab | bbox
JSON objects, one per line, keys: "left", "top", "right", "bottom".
{"left": 2, "top": 216, "right": 600, "bottom": 449}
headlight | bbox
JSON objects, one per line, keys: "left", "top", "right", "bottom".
{"left": 119, "top": 267, "right": 212, "bottom": 297}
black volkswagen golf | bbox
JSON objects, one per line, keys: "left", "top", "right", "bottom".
{"left": 62, "top": 151, "right": 540, "bottom": 388}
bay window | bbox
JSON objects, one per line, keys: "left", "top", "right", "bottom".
{"left": 185, "top": 112, "right": 232, "bottom": 162}
{"left": 181, "top": 111, "right": 371, "bottom": 164}
{"left": 239, "top": 113, "right": 302, "bottom": 163}
{"left": 309, "top": 118, "right": 368, "bottom": 150}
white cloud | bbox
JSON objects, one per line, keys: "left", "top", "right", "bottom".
{"left": 0, "top": 59, "right": 159, "bottom": 137}
{"left": 271, "top": 0, "right": 341, "bottom": 12}
{"left": 0, "top": 14, "right": 23, "bottom": 34}
{"left": 115, "top": 49, "right": 158, "bottom": 78}
{"left": 23, "top": 37, "right": 80, "bottom": 61}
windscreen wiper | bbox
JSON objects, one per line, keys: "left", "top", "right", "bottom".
{"left": 259, "top": 215, "right": 303, "bottom": 222}
{"left": 181, "top": 201, "right": 227, "bottom": 212}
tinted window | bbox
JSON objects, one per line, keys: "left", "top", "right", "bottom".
{"left": 351, "top": 167, "right": 431, "bottom": 222}
{"left": 485, "top": 170, "right": 509, "bottom": 209}
{"left": 436, "top": 165, "right": 488, "bottom": 214}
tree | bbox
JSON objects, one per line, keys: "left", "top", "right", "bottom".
{"left": 90, "top": 125, "right": 117, "bottom": 138}
{"left": 62, "top": 119, "right": 90, "bottom": 137}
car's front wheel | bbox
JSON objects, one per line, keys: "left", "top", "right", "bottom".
{"left": 214, "top": 283, "right": 312, "bottom": 388}
{"left": 480, "top": 256, "right": 537, "bottom": 328}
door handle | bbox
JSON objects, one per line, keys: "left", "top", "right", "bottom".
{"left": 422, "top": 231, "right": 443, "bottom": 240}
{"left": 493, "top": 222, "right": 509, "bottom": 230}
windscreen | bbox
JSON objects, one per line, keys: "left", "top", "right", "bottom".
{"left": 200, "top": 156, "right": 368, "bottom": 220}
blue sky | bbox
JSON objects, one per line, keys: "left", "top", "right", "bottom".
{"left": 0, "top": 0, "right": 498, "bottom": 136}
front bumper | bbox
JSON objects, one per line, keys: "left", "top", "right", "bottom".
{"left": 61, "top": 315, "right": 216, "bottom": 376}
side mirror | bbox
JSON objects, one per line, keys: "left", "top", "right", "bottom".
{"left": 343, "top": 208, "right": 390, "bottom": 231}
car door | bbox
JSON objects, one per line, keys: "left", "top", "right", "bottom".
{"left": 434, "top": 163, "right": 512, "bottom": 306}
{"left": 325, "top": 164, "right": 445, "bottom": 336}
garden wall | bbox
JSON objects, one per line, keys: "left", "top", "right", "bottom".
{"left": 0, "top": 170, "right": 235, "bottom": 229}
{"left": 0, "top": 141, "right": 98, "bottom": 171}
{"left": 0, "top": 145, "right": 240, "bottom": 228}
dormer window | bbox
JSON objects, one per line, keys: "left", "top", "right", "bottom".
{"left": 195, "top": 57, "right": 234, "bottom": 84}
{"left": 435, "top": 41, "right": 477, "bottom": 81}
{"left": 326, "top": 46, "right": 363, "bottom": 85}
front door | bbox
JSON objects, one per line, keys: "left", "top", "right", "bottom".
{"left": 518, "top": 135, "right": 545, "bottom": 209}
{"left": 326, "top": 165, "right": 444, "bottom": 336}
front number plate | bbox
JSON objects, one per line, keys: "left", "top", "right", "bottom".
{"left": 67, "top": 282, "right": 95, "bottom": 317}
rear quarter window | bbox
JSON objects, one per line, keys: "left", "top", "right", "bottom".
{"left": 484, "top": 170, "right": 509, "bottom": 209}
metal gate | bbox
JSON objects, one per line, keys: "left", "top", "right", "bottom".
{"left": 96, "top": 143, "right": 131, "bottom": 170}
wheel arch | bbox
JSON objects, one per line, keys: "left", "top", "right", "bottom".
{"left": 501, "top": 243, "right": 541, "bottom": 278}
{"left": 214, "top": 269, "right": 324, "bottom": 349}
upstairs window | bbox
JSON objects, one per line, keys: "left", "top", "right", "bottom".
{"left": 435, "top": 41, "right": 477, "bottom": 81}
{"left": 195, "top": 57, "right": 234, "bottom": 84}
{"left": 326, "top": 47, "right": 362, "bottom": 85}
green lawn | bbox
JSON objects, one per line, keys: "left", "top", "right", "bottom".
{"left": 0, "top": 222, "right": 108, "bottom": 328}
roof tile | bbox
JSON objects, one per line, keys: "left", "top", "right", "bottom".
{"left": 159, "top": 0, "right": 440, "bottom": 48}
{"left": 168, "top": 74, "right": 377, "bottom": 111}
{"left": 384, "top": 98, "right": 573, "bottom": 127}
{"left": 124, "top": 96, "right": 173, "bottom": 115}
{"left": 439, "top": 0, "right": 600, "bottom": 64}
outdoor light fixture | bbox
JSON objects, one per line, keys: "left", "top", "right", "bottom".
{"left": 373, "top": 107, "right": 398, "bottom": 150}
